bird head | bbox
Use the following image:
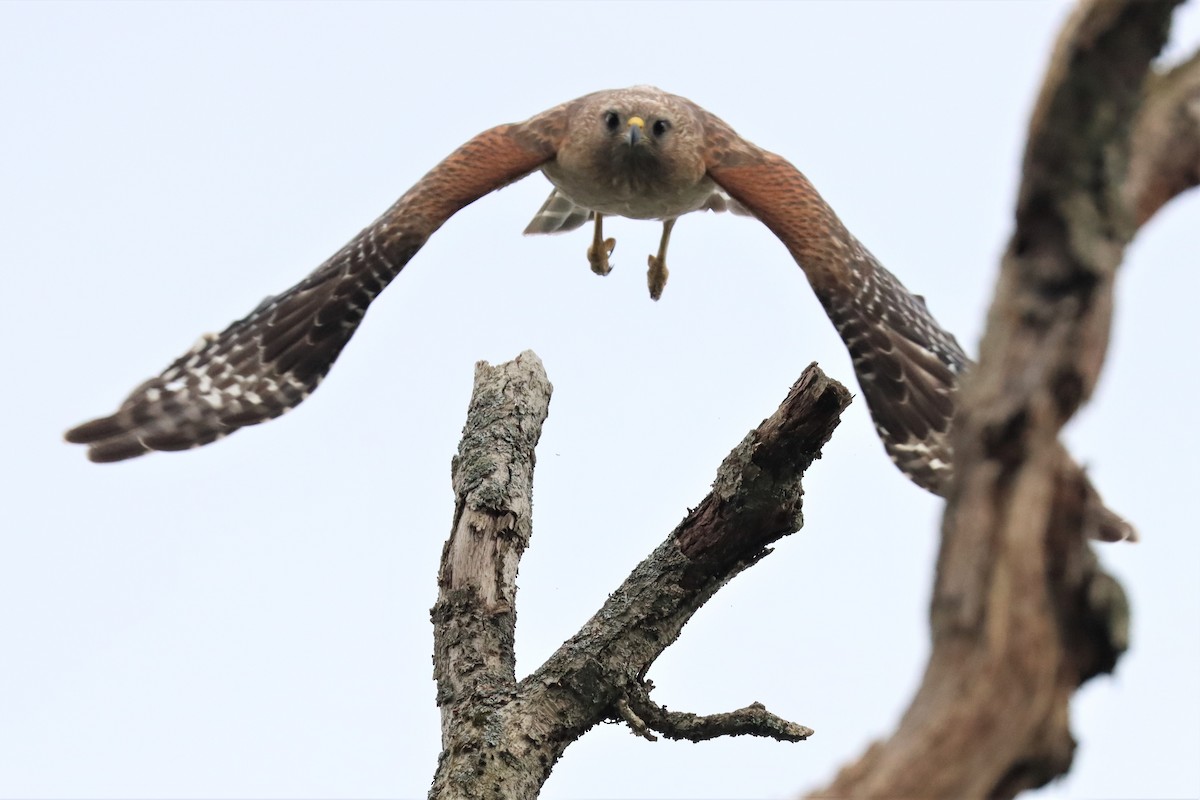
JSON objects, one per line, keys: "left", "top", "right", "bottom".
{"left": 544, "top": 86, "right": 710, "bottom": 204}
{"left": 599, "top": 107, "right": 675, "bottom": 167}
{"left": 567, "top": 86, "right": 706, "bottom": 183}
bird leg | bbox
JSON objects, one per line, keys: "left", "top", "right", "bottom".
{"left": 647, "top": 218, "right": 676, "bottom": 301}
{"left": 587, "top": 213, "right": 615, "bottom": 276}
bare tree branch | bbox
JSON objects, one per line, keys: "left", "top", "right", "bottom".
{"left": 625, "top": 680, "right": 814, "bottom": 744}
{"left": 1127, "top": 47, "right": 1200, "bottom": 226}
{"left": 432, "top": 351, "right": 550, "bottom": 735}
{"left": 429, "top": 8, "right": 1200, "bottom": 799}
{"left": 814, "top": 2, "right": 1181, "bottom": 797}
{"left": 430, "top": 359, "right": 849, "bottom": 799}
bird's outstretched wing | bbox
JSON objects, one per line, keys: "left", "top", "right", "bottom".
{"left": 699, "top": 108, "right": 1133, "bottom": 540}
{"left": 65, "top": 110, "right": 568, "bottom": 462}
{"left": 699, "top": 110, "right": 968, "bottom": 495}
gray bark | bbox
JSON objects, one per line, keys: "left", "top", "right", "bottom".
{"left": 429, "top": 355, "right": 846, "bottom": 799}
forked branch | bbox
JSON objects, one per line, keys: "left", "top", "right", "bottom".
{"left": 815, "top": 2, "right": 1185, "bottom": 797}
{"left": 430, "top": 355, "right": 848, "bottom": 800}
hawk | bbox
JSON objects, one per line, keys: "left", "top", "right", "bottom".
{"left": 64, "top": 86, "right": 1130, "bottom": 540}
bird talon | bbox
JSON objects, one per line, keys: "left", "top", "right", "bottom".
{"left": 647, "top": 254, "right": 668, "bottom": 301}
{"left": 588, "top": 237, "right": 616, "bottom": 276}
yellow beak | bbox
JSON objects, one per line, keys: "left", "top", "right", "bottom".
{"left": 628, "top": 116, "right": 645, "bottom": 145}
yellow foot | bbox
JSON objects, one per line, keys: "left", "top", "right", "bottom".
{"left": 587, "top": 238, "right": 616, "bottom": 276}
{"left": 647, "top": 254, "right": 668, "bottom": 301}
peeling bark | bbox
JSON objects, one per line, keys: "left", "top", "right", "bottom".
{"left": 429, "top": 358, "right": 848, "bottom": 800}
{"left": 427, "top": 6, "right": 1200, "bottom": 799}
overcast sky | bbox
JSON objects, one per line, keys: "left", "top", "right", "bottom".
{"left": 3, "top": 2, "right": 1198, "bottom": 799}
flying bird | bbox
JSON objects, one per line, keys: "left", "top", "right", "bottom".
{"left": 64, "top": 86, "right": 1130, "bottom": 540}
{"left": 520, "top": 112, "right": 751, "bottom": 301}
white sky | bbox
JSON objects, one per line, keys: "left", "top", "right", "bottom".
{"left": 2, "top": 2, "right": 1198, "bottom": 798}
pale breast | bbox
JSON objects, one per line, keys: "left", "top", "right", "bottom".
{"left": 539, "top": 160, "right": 717, "bottom": 221}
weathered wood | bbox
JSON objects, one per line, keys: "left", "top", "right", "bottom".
{"left": 814, "top": 3, "right": 1180, "bottom": 797}
{"left": 429, "top": 357, "right": 848, "bottom": 800}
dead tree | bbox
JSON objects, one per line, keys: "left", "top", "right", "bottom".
{"left": 816, "top": 2, "right": 1199, "bottom": 794}
{"left": 428, "top": 2, "right": 1200, "bottom": 798}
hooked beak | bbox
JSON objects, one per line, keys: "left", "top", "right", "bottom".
{"left": 627, "top": 116, "right": 645, "bottom": 146}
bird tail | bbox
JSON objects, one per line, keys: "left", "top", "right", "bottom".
{"left": 523, "top": 189, "right": 594, "bottom": 235}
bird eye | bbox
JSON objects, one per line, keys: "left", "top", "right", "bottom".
{"left": 603, "top": 111, "right": 620, "bottom": 132}
{"left": 652, "top": 119, "right": 671, "bottom": 137}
